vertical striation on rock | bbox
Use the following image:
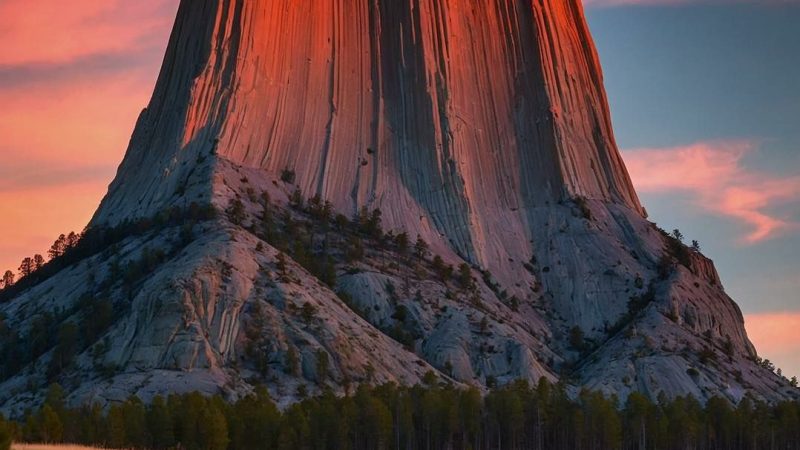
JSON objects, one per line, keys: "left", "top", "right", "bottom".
{"left": 2, "top": 0, "right": 792, "bottom": 412}
{"left": 93, "top": 0, "right": 641, "bottom": 268}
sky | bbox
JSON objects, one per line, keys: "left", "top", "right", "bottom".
{"left": 0, "top": 0, "right": 797, "bottom": 377}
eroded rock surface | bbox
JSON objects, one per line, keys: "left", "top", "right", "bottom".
{"left": 1, "top": 0, "right": 796, "bottom": 413}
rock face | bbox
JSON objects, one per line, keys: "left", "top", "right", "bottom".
{"left": 1, "top": 0, "right": 796, "bottom": 413}
{"left": 93, "top": 0, "right": 641, "bottom": 285}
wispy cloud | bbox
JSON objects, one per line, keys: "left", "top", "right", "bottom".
{"left": 745, "top": 312, "right": 800, "bottom": 378}
{"left": 0, "top": 0, "right": 175, "bottom": 67}
{"left": 623, "top": 140, "right": 800, "bottom": 244}
{"left": 0, "top": 0, "right": 177, "bottom": 273}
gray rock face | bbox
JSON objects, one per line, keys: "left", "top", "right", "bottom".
{"left": 1, "top": 0, "right": 796, "bottom": 413}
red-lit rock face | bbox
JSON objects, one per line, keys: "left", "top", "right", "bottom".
{"left": 54, "top": 0, "right": 793, "bottom": 406}
{"left": 95, "top": 0, "right": 640, "bottom": 268}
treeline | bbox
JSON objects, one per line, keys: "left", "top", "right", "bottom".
{"left": 0, "top": 203, "right": 220, "bottom": 386}
{"left": 2, "top": 380, "right": 799, "bottom": 450}
{"left": 229, "top": 186, "right": 480, "bottom": 298}
{"left": 0, "top": 203, "right": 217, "bottom": 303}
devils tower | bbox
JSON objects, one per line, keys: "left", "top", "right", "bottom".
{"left": 0, "top": 0, "right": 795, "bottom": 412}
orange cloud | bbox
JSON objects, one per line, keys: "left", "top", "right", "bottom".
{"left": 0, "top": 0, "right": 175, "bottom": 66}
{"left": 0, "top": 0, "right": 177, "bottom": 275}
{"left": 623, "top": 141, "right": 800, "bottom": 244}
{"left": 745, "top": 312, "right": 800, "bottom": 379}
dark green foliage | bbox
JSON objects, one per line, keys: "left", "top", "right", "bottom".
{"left": 307, "top": 195, "right": 333, "bottom": 223}
{"left": 123, "top": 246, "right": 168, "bottom": 289}
{"left": 280, "top": 167, "right": 296, "bottom": 184}
{"left": 47, "top": 322, "right": 79, "bottom": 380}
{"left": 0, "top": 205, "right": 216, "bottom": 384}
{"left": 300, "top": 302, "right": 318, "bottom": 324}
{"left": 606, "top": 283, "right": 657, "bottom": 338}
{"left": 395, "top": 232, "right": 409, "bottom": 254}
{"left": 699, "top": 346, "right": 717, "bottom": 364}
{"left": 285, "top": 347, "right": 299, "bottom": 376}
{"left": 0, "top": 202, "right": 217, "bottom": 302}
{"left": 574, "top": 196, "right": 592, "bottom": 221}
{"left": 0, "top": 311, "right": 58, "bottom": 383}
{"left": 392, "top": 304, "right": 409, "bottom": 323}
{"left": 275, "top": 252, "right": 289, "bottom": 280}
{"left": 334, "top": 213, "right": 349, "bottom": 230}
{"left": 569, "top": 326, "right": 586, "bottom": 352}
{"left": 0, "top": 271, "right": 13, "bottom": 290}
{"left": 722, "top": 335, "right": 734, "bottom": 358}
{"left": 431, "top": 255, "right": 452, "bottom": 281}
{"left": 355, "top": 206, "right": 383, "bottom": 238}
{"left": 14, "top": 381, "right": 793, "bottom": 450}
{"left": 228, "top": 387, "right": 280, "bottom": 450}
{"left": 227, "top": 198, "right": 246, "bottom": 225}
{"left": 657, "top": 254, "right": 675, "bottom": 280}
{"left": 315, "top": 350, "right": 330, "bottom": 384}
{"left": 457, "top": 263, "right": 474, "bottom": 290}
{"left": 659, "top": 227, "right": 692, "bottom": 271}
{"left": 289, "top": 188, "right": 304, "bottom": 209}
{"left": 414, "top": 235, "right": 429, "bottom": 259}
{"left": 147, "top": 396, "right": 175, "bottom": 449}
{"left": 0, "top": 415, "right": 11, "bottom": 450}
{"left": 18, "top": 257, "right": 34, "bottom": 279}
{"left": 345, "top": 236, "right": 365, "bottom": 262}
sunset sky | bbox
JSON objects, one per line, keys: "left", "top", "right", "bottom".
{"left": 0, "top": 0, "right": 798, "bottom": 377}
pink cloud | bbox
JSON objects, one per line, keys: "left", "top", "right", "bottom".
{"left": 0, "top": 0, "right": 175, "bottom": 66}
{"left": 0, "top": 0, "right": 177, "bottom": 274}
{"left": 745, "top": 312, "right": 800, "bottom": 379}
{"left": 623, "top": 140, "right": 800, "bottom": 244}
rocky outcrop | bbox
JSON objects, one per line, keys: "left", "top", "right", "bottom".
{"left": 1, "top": 0, "right": 795, "bottom": 412}
{"left": 93, "top": 0, "right": 642, "bottom": 287}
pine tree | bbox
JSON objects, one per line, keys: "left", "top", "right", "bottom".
{"left": 18, "top": 257, "right": 34, "bottom": 278}
{"left": 300, "top": 302, "right": 318, "bottom": 324}
{"left": 316, "top": 350, "right": 330, "bottom": 384}
{"left": 0, "top": 414, "right": 11, "bottom": 450}
{"left": 147, "top": 396, "right": 175, "bottom": 449}
{"left": 38, "top": 405, "right": 63, "bottom": 443}
{"left": 48, "top": 234, "right": 67, "bottom": 260}
{"left": 285, "top": 347, "right": 299, "bottom": 376}
{"left": 0, "top": 271, "right": 13, "bottom": 289}
{"left": 198, "top": 403, "right": 229, "bottom": 450}
{"left": 276, "top": 252, "right": 289, "bottom": 280}
{"left": 624, "top": 392, "right": 654, "bottom": 450}
{"left": 289, "top": 188, "right": 304, "bottom": 209}
{"left": 457, "top": 263, "right": 473, "bottom": 290}
{"left": 345, "top": 236, "right": 364, "bottom": 262}
{"left": 106, "top": 404, "right": 126, "bottom": 448}
{"left": 66, "top": 231, "right": 80, "bottom": 249}
{"left": 414, "top": 236, "right": 429, "bottom": 259}
{"left": 122, "top": 397, "right": 149, "bottom": 448}
{"left": 280, "top": 168, "right": 296, "bottom": 184}
{"left": 395, "top": 232, "right": 409, "bottom": 254}
{"left": 227, "top": 198, "right": 246, "bottom": 225}
{"left": 33, "top": 254, "right": 45, "bottom": 271}
{"left": 367, "top": 208, "right": 383, "bottom": 238}
{"left": 569, "top": 326, "right": 586, "bottom": 352}
{"left": 432, "top": 255, "right": 448, "bottom": 280}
